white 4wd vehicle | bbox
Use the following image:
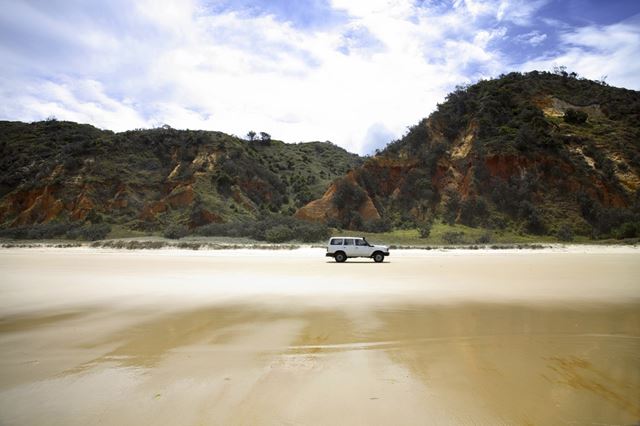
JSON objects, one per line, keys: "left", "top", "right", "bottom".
{"left": 326, "top": 237, "right": 390, "bottom": 263}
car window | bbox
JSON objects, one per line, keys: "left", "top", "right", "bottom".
{"left": 344, "top": 239, "right": 354, "bottom": 245}
{"left": 330, "top": 238, "right": 343, "bottom": 245}
{"left": 356, "top": 239, "right": 367, "bottom": 246}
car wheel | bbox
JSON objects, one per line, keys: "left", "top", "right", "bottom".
{"left": 334, "top": 252, "right": 347, "bottom": 263}
{"left": 373, "top": 252, "right": 384, "bottom": 263}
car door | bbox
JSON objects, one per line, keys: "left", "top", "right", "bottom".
{"left": 354, "top": 238, "right": 368, "bottom": 257}
{"left": 343, "top": 238, "right": 356, "bottom": 256}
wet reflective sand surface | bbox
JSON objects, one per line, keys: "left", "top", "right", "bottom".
{"left": 1, "top": 248, "right": 639, "bottom": 425}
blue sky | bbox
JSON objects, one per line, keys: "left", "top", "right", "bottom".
{"left": 1, "top": 0, "right": 639, "bottom": 154}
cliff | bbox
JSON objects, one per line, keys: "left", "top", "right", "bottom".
{"left": 0, "top": 121, "right": 362, "bottom": 231}
{"left": 297, "top": 71, "right": 640, "bottom": 237}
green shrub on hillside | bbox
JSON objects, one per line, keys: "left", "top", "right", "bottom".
{"left": 0, "top": 221, "right": 111, "bottom": 241}
{"left": 475, "top": 232, "right": 493, "bottom": 244}
{"left": 442, "top": 231, "right": 465, "bottom": 244}
{"left": 363, "top": 218, "right": 392, "bottom": 233}
{"left": 443, "top": 191, "right": 460, "bottom": 225}
{"left": 614, "top": 222, "right": 639, "bottom": 239}
{"left": 419, "top": 224, "right": 432, "bottom": 239}
{"left": 293, "top": 221, "right": 330, "bottom": 242}
{"left": 459, "top": 196, "right": 489, "bottom": 227}
{"left": 66, "top": 223, "right": 111, "bottom": 241}
{"left": 333, "top": 178, "right": 366, "bottom": 211}
{"left": 564, "top": 108, "right": 588, "bottom": 124}
{"left": 0, "top": 222, "right": 73, "bottom": 239}
{"left": 264, "top": 225, "right": 295, "bottom": 243}
{"left": 519, "top": 201, "right": 546, "bottom": 235}
{"left": 556, "top": 224, "right": 574, "bottom": 241}
{"left": 194, "top": 216, "right": 329, "bottom": 243}
{"left": 164, "top": 224, "right": 188, "bottom": 239}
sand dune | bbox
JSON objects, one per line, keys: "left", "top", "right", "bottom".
{"left": 0, "top": 247, "right": 639, "bottom": 425}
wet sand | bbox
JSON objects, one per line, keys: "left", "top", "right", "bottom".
{"left": 0, "top": 247, "right": 639, "bottom": 425}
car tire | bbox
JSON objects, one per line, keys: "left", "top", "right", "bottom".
{"left": 334, "top": 252, "right": 347, "bottom": 263}
{"left": 373, "top": 252, "right": 384, "bottom": 263}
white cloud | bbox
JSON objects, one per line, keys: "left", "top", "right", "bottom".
{"left": 1, "top": 0, "right": 513, "bottom": 154}
{"left": 451, "top": 0, "right": 549, "bottom": 25}
{"left": 515, "top": 30, "right": 547, "bottom": 46}
{"left": 330, "top": 0, "right": 415, "bottom": 19}
{"left": 362, "top": 122, "right": 397, "bottom": 154}
{"left": 6, "top": 0, "right": 633, "bottom": 156}
{"left": 0, "top": 78, "right": 148, "bottom": 131}
{"left": 496, "top": 0, "right": 549, "bottom": 25}
{"left": 521, "top": 22, "right": 640, "bottom": 90}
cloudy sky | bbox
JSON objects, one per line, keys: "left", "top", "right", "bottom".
{"left": 1, "top": 0, "right": 639, "bottom": 154}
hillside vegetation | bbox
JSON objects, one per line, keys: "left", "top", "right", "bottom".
{"left": 0, "top": 121, "right": 360, "bottom": 241}
{"left": 2, "top": 70, "right": 639, "bottom": 244}
{"left": 296, "top": 70, "right": 640, "bottom": 241}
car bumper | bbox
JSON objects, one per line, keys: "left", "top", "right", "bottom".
{"left": 325, "top": 253, "right": 334, "bottom": 257}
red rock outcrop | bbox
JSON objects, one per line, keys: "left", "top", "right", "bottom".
{"left": 295, "top": 172, "right": 380, "bottom": 223}
{"left": 71, "top": 191, "right": 95, "bottom": 220}
{"left": 189, "top": 208, "right": 222, "bottom": 228}
{"left": 139, "top": 201, "right": 168, "bottom": 221}
{"left": 166, "top": 185, "right": 195, "bottom": 209}
{"left": 1, "top": 186, "right": 65, "bottom": 226}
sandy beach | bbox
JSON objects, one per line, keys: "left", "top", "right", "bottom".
{"left": 0, "top": 247, "right": 639, "bottom": 425}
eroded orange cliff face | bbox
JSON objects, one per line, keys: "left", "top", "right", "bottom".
{"left": 295, "top": 103, "right": 638, "bottom": 230}
{"left": 2, "top": 186, "right": 64, "bottom": 226}
{"left": 295, "top": 172, "right": 380, "bottom": 223}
